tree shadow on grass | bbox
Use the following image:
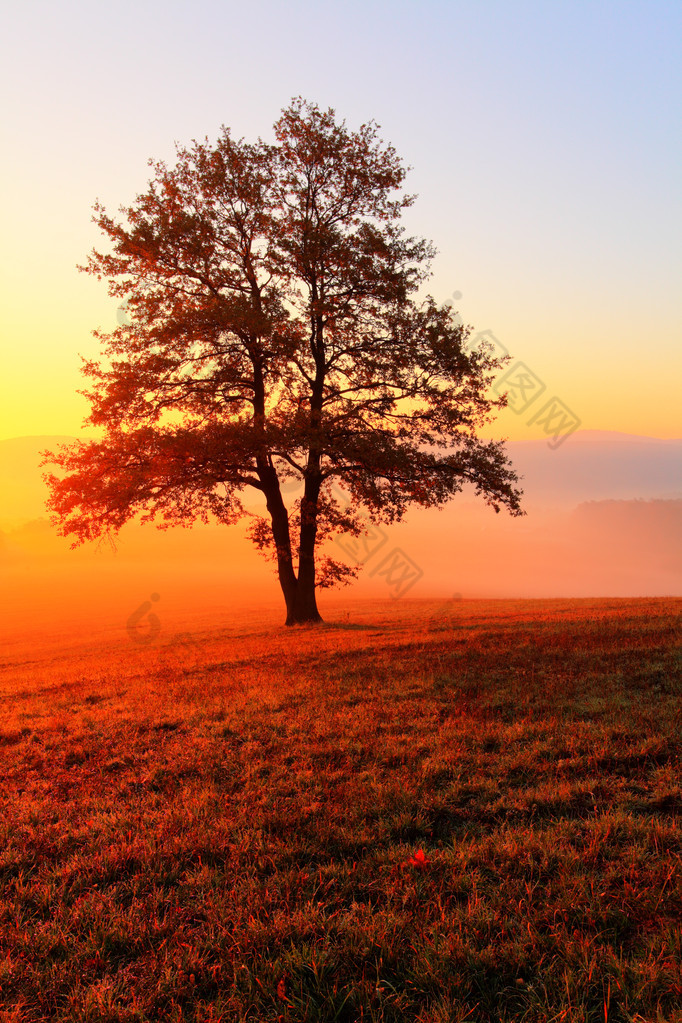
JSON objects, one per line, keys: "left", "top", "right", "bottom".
{"left": 322, "top": 622, "right": 380, "bottom": 632}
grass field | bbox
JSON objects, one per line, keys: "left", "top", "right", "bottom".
{"left": 0, "top": 596, "right": 681, "bottom": 1022}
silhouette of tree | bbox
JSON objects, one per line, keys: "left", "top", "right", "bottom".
{"left": 43, "top": 99, "right": 523, "bottom": 625}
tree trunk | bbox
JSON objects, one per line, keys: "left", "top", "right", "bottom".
{"left": 260, "top": 471, "right": 300, "bottom": 624}
{"left": 285, "top": 493, "right": 323, "bottom": 625}
{"left": 261, "top": 474, "right": 322, "bottom": 625}
{"left": 285, "top": 574, "right": 322, "bottom": 626}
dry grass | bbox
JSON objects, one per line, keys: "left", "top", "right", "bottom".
{"left": 0, "top": 597, "right": 680, "bottom": 1022}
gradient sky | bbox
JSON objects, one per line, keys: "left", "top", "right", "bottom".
{"left": 2, "top": 0, "right": 680, "bottom": 442}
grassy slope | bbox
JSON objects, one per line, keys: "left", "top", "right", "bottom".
{"left": 0, "top": 597, "right": 681, "bottom": 1022}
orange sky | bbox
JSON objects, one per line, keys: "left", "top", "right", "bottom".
{"left": 2, "top": 277, "right": 680, "bottom": 444}
{"left": 2, "top": 3, "right": 681, "bottom": 443}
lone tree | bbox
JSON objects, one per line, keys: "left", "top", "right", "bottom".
{"left": 43, "top": 99, "right": 523, "bottom": 625}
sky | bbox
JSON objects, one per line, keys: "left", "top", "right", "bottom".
{"left": 2, "top": 0, "right": 680, "bottom": 444}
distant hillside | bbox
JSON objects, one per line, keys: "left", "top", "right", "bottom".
{"left": 508, "top": 432, "right": 682, "bottom": 506}
{"left": 2, "top": 430, "right": 681, "bottom": 529}
{"left": 1, "top": 432, "right": 681, "bottom": 599}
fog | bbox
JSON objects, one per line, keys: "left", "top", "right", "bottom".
{"left": 1, "top": 431, "right": 680, "bottom": 651}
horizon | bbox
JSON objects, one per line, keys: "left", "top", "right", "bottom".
{"left": 2, "top": 1, "right": 680, "bottom": 617}
{"left": 2, "top": 429, "right": 680, "bottom": 628}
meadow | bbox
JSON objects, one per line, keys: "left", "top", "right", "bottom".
{"left": 0, "top": 596, "right": 680, "bottom": 1022}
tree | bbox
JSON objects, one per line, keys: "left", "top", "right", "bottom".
{"left": 43, "top": 98, "right": 523, "bottom": 626}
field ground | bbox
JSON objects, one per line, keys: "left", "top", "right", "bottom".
{"left": 0, "top": 596, "right": 681, "bottom": 1022}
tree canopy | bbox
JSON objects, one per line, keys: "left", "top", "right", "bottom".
{"left": 43, "top": 98, "right": 523, "bottom": 625}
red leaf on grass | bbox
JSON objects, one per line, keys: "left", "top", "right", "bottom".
{"left": 277, "top": 976, "right": 289, "bottom": 1002}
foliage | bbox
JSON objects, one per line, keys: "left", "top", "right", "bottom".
{"left": 43, "top": 99, "right": 523, "bottom": 622}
